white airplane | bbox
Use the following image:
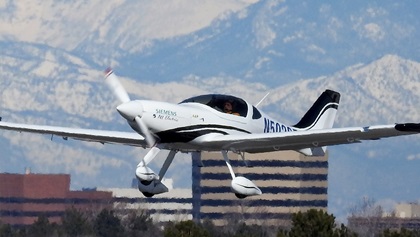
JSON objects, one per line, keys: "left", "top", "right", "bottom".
{"left": 0, "top": 68, "right": 419, "bottom": 198}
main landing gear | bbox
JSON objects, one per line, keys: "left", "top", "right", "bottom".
{"left": 222, "top": 150, "right": 262, "bottom": 199}
{"left": 136, "top": 148, "right": 261, "bottom": 199}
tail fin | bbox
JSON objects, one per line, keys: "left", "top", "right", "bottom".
{"left": 294, "top": 90, "right": 340, "bottom": 157}
{"left": 293, "top": 89, "right": 340, "bottom": 131}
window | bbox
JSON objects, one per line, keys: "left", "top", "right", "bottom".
{"left": 252, "top": 106, "right": 262, "bottom": 119}
{"left": 180, "top": 94, "right": 248, "bottom": 117}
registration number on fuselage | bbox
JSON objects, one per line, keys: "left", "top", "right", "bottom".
{"left": 264, "top": 118, "right": 294, "bottom": 133}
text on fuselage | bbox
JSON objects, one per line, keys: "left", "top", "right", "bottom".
{"left": 156, "top": 109, "right": 177, "bottom": 116}
{"left": 264, "top": 118, "right": 294, "bottom": 133}
{"left": 154, "top": 109, "right": 178, "bottom": 122}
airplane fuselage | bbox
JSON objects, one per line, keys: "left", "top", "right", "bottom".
{"left": 127, "top": 96, "right": 295, "bottom": 151}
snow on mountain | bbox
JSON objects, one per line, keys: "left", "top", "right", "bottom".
{"left": 2, "top": 1, "right": 418, "bottom": 85}
{"left": 265, "top": 55, "right": 420, "bottom": 126}
{"left": 0, "top": 0, "right": 256, "bottom": 52}
{"left": 112, "top": 0, "right": 420, "bottom": 85}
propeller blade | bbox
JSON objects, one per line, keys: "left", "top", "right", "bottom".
{"left": 135, "top": 116, "right": 156, "bottom": 147}
{"left": 104, "top": 68, "right": 131, "bottom": 104}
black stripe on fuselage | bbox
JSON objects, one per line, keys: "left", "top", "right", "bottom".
{"left": 155, "top": 124, "right": 251, "bottom": 143}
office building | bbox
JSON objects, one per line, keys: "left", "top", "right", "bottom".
{"left": 0, "top": 172, "right": 112, "bottom": 225}
{"left": 192, "top": 151, "right": 328, "bottom": 226}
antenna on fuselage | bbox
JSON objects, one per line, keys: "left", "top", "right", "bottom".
{"left": 255, "top": 92, "right": 270, "bottom": 108}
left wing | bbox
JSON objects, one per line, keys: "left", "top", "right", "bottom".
{"left": 199, "top": 123, "right": 420, "bottom": 153}
{"left": 0, "top": 121, "right": 147, "bottom": 147}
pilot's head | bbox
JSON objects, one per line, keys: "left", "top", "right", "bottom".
{"left": 224, "top": 101, "right": 233, "bottom": 113}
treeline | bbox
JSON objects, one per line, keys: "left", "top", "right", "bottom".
{"left": 0, "top": 208, "right": 419, "bottom": 237}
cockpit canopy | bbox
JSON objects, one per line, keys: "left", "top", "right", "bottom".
{"left": 180, "top": 94, "right": 248, "bottom": 117}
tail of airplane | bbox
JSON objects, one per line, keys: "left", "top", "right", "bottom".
{"left": 293, "top": 89, "right": 340, "bottom": 156}
{"left": 293, "top": 89, "right": 340, "bottom": 131}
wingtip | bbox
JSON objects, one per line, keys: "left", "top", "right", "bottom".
{"left": 395, "top": 123, "right": 420, "bottom": 132}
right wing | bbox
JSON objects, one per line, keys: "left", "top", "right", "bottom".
{"left": 198, "top": 123, "right": 420, "bottom": 153}
{"left": 0, "top": 121, "right": 147, "bottom": 147}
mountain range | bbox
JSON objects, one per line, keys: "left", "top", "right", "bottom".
{"left": 0, "top": 0, "right": 419, "bottom": 221}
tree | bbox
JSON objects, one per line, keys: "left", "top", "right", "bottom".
{"left": 349, "top": 197, "right": 383, "bottom": 218}
{"left": 94, "top": 209, "right": 124, "bottom": 237}
{"left": 164, "top": 220, "right": 210, "bottom": 237}
{"left": 28, "top": 214, "right": 53, "bottom": 237}
{"left": 382, "top": 228, "right": 420, "bottom": 237}
{"left": 288, "top": 209, "right": 356, "bottom": 237}
{"left": 0, "top": 222, "right": 14, "bottom": 237}
{"left": 336, "top": 223, "right": 358, "bottom": 237}
{"left": 201, "top": 218, "right": 225, "bottom": 237}
{"left": 348, "top": 196, "right": 385, "bottom": 236}
{"left": 61, "top": 206, "right": 93, "bottom": 236}
{"left": 233, "top": 223, "right": 269, "bottom": 237}
{"left": 122, "top": 209, "right": 160, "bottom": 237}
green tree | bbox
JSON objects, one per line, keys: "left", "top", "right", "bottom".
{"left": 382, "top": 228, "right": 420, "bottom": 237}
{"left": 288, "top": 209, "right": 356, "bottom": 237}
{"left": 276, "top": 229, "right": 288, "bottom": 237}
{"left": 233, "top": 223, "right": 269, "bottom": 237}
{"left": 94, "top": 209, "right": 124, "bottom": 237}
{"left": 122, "top": 209, "right": 160, "bottom": 237}
{"left": 28, "top": 214, "right": 53, "bottom": 237}
{"left": 164, "top": 220, "right": 210, "bottom": 237}
{"left": 61, "top": 206, "right": 93, "bottom": 236}
{"left": 335, "top": 223, "right": 358, "bottom": 237}
{"left": 201, "top": 218, "right": 225, "bottom": 237}
{"left": 0, "top": 222, "right": 14, "bottom": 237}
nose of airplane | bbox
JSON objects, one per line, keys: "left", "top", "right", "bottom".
{"left": 116, "top": 101, "right": 143, "bottom": 121}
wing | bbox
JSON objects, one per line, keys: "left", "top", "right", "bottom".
{"left": 200, "top": 123, "right": 420, "bottom": 153}
{"left": 0, "top": 121, "right": 147, "bottom": 147}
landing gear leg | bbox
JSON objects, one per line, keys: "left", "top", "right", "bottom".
{"left": 158, "top": 150, "right": 177, "bottom": 181}
{"left": 239, "top": 152, "right": 252, "bottom": 167}
{"left": 222, "top": 150, "right": 236, "bottom": 179}
{"left": 221, "top": 150, "right": 262, "bottom": 198}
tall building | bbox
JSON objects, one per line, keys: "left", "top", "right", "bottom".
{"left": 192, "top": 151, "right": 328, "bottom": 226}
{"left": 0, "top": 173, "right": 112, "bottom": 225}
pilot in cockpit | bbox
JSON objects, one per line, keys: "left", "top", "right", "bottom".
{"left": 223, "top": 101, "right": 239, "bottom": 116}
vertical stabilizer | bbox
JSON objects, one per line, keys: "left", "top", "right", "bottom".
{"left": 294, "top": 89, "right": 340, "bottom": 156}
{"left": 293, "top": 89, "right": 340, "bottom": 130}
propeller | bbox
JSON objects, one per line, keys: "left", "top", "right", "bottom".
{"left": 104, "top": 68, "right": 131, "bottom": 104}
{"left": 104, "top": 68, "right": 156, "bottom": 147}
